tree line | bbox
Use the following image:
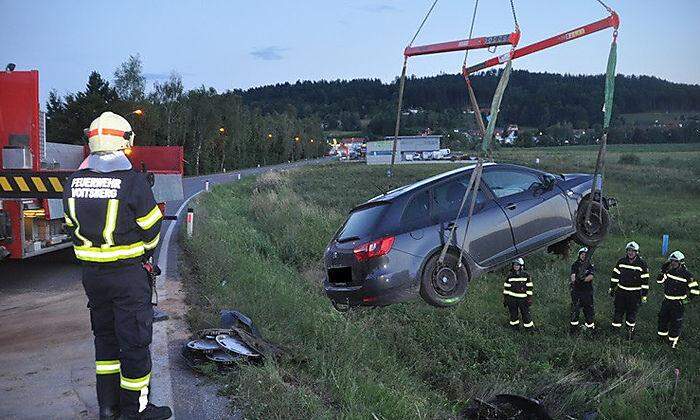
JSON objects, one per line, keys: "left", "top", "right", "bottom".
{"left": 46, "top": 55, "right": 325, "bottom": 175}
{"left": 237, "top": 71, "right": 700, "bottom": 142}
{"left": 47, "top": 57, "right": 700, "bottom": 169}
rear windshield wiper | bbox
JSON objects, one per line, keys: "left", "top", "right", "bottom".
{"left": 336, "top": 236, "right": 360, "bottom": 243}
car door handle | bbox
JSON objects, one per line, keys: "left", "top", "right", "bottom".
{"left": 505, "top": 203, "right": 517, "bottom": 210}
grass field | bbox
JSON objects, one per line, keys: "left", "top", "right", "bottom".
{"left": 182, "top": 143, "right": 700, "bottom": 419}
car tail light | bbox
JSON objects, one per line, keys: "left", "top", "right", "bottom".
{"left": 353, "top": 236, "right": 395, "bottom": 262}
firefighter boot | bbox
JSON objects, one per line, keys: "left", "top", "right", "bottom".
{"left": 584, "top": 324, "right": 596, "bottom": 337}
{"left": 119, "top": 403, "right": 172, "bottom": 420}
{"left": 569, "top": 324, "right": 579, "bottom": 336}
{"left": 627, "top": 326, "right": 635, "bottom": 341}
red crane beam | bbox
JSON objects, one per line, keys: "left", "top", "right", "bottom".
{"left": 463, "top": 12, "right": 619, "bottom": 75}
{"left": 404, "top": 32, "right": 520, "bottom": 57}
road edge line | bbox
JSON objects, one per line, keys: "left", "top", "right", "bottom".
{"left": 151, "top": 189, "right": 204, "bottom": 418}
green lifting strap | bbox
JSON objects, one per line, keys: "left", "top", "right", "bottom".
{"left": 581, "top": 33, "right": 617, "bottom": 264}
{"left": 481, "top": 59, "right": 513, "bottom": 155}
{"left": 603, "top": 40, "right": 617, "bottom": 129}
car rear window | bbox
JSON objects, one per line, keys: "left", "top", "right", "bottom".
{"left": 337, "top": 203, "right": 388, "bottom": 242}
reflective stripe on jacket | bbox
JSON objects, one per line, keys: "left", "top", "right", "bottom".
{"left": 610, "top": 256, "right": 649, "bottom": 296}
{"left": 503, "top": 270, "right": 532, "bottom": 299}
{"left": 63, "top": 168, "right": 162, "bottom": 265}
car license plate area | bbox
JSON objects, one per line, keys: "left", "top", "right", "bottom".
{"left": 328, "top": 267, "right": 352, "bottom": 284}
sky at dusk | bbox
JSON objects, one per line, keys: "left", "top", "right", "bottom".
{"left": 3, "top": 0, "right": 699, "bottom": 106}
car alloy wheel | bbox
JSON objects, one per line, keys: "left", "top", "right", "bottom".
{"left": 574, "top": 199, "right": 610, "bottom": 247}
{"left": 420, "top": 252, "right": 469, "bottom": 307}
{"left": 433, "top": 266, "right": 458, "bottom": 296}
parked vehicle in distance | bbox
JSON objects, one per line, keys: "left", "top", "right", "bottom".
{"left": 433, "top": 148, "right": 452, "bottom": 160}
{"left": 324, "top": 162, "right": 614, "bottom": 309}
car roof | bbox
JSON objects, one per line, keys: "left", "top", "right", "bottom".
{"left": 368, "top": 162, "right": 498, "bottom": 203}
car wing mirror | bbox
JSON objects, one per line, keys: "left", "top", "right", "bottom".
{"left": 541, "top": 174, "right": 556, "bottom": 191}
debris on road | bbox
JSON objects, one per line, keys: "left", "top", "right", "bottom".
{"left": 181, "top": 310, "right": 283, "bottom": 370}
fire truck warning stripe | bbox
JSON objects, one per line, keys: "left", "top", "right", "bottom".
{"left": 31, "top": 177, "right": 48, "bottom": 192}
{"left": 0, "top": 177, "right": 11, "bottom": 191}
{"left": 48, "top": 177, "right": 64, "bottom": 192}
{"left": 13, "top": 177, "right": 30, "bottom": 192}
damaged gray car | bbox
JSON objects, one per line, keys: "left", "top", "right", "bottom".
{"left": 324, "top": 162, "right": 615, "bottom": 309}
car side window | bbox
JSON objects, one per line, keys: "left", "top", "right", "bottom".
{"left": 401, "top": 190, "right": 431, "bottom": 229}
{"left": 482, "top": 169, "right": 541, "bottom": 198}
{"left": 432, "top": 176, "right": 487, "bottom": 223}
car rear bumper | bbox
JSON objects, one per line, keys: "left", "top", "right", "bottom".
{"left": 323, "top": 249, "right": 422, "bottom": 307}
{"left": 323, "top": 279, "right": 418, "bottom": 307}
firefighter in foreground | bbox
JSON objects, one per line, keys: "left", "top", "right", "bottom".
{"left": 63, "top": 112, "right": 171, "bottom": 419}
{"left": 609, "top": 241, "right": 650, "bottom": 338}
{"left": 656, "top": 251, "right": 698, "bottom": 349}
{"left": 569, "top": 247, "right": 596, "bottom": 334}
{"left": 503, "top": 258, "right": 534, "bottom": 330}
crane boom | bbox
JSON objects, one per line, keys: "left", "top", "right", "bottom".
{"left": 404, "top": 32, "right": 520, "bottom": 57}
{"left": 463, "top": 12, "right": 619, "bottom": 75}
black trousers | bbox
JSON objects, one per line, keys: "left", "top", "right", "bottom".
{"left": 506, "top": 297, "right": 532, "bottom": 328}
{"left": 570, "top": 289, "right": 595, "bottom": 327}
{"left": 82, "top": 263, "right": 153, "bottom": 416}
{"left": 612, "top": 290, "right": 641, "bottom": 328}
{"left": 658, "top": 299, "right": 684, "bottom": 347}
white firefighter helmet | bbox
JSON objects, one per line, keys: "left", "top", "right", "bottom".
{"left": 625, "top": 241, "right": 640, "bottom": 252}
{"left": 513, "top": 258, "right": 524, "bottom": 267}
{"left": 87, "top": 111, "right": 134, "bottom": 153}
{"left": 668, "top": 251, "right": 685, "bottom": 262}
{"left": 579, "top": 247, "right": 589, "bottom": 255}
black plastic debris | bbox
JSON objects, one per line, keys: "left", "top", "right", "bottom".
{"left": 220, "top": 309, "right": 262, "bottom": 338}
{"left": 462, "top": 394, "right": 553, "bottom": 420}
{"left": 181, "top": 310, "right": 283, "bottom": 371}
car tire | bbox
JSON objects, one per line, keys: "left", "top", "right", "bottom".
{"left": 420, "top": 252, "right": 469, "bottom": 307}
{"left": 573, "top": 199, "right": 610, "bottom": 247}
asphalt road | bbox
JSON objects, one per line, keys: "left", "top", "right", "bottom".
{"left": 0, "top": 157, "right": 331, "bottom": 419}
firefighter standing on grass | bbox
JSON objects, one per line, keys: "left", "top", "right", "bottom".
{"left": 569, "top": 247, "right": 596, "bottom": 334}
{"left": 609, "top": 241, "right": 650, "bottom": 338}
{"left": 503, "top": 258, "right": 534, "bottom": 330}
{"left": 63, "top": 112, "right": 171, "bottom": 420}
{"left": 656, "top": 251, "right": 698, "bottom": 349}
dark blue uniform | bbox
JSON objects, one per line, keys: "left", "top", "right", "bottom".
{"left": 63, "top": 167, "right": 162, "bottom": 416}
{"left": 657, "top": 262, "right": 698, "bottom": 348}
{"left": 503, "top": 269, "right": 533, "bottom": 329}
{"left": 570, "top": 259, "right": 596, "bottom": 329}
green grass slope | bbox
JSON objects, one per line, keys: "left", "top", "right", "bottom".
{"left": 182, "top": 145, "right": 700, "bottom": 419}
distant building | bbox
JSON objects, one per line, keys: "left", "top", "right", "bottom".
{"left": 366, "top": 135, "right": 441, "bottom": 165}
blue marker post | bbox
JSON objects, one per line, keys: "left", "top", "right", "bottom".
{"left": 662, "top": 234, "right": 669, "bottom": 256}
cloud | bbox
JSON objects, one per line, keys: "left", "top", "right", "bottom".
{"left": 250, "top": 46, "right": 289, "bottom": 61}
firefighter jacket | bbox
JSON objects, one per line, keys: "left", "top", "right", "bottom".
{"left": 62, "top": 168, "right": 162, "bottom": 265}
{"left": 657, "top": 263, "right": 698, "bottom": 301}
{"left": 571, "top": 259, "right": 595, "bottom": 292}
{"left": 503, "top": 269, "right": 533, "bottom": 299}
{"left": 610, "top": 256, "right": 650, "bottom": 296}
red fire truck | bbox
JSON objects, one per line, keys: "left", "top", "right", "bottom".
{"left": 0, "top": 68, "right": 183, "bottom": 260}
